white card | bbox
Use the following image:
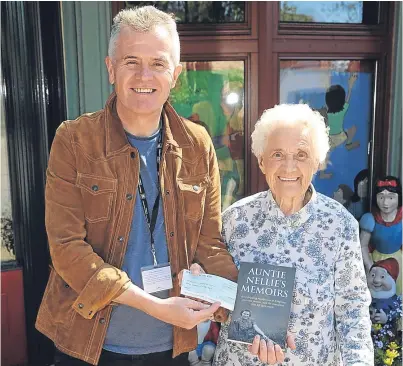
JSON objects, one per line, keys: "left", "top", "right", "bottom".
{"left": 141, "top": 263, "right": 173, "bottom": 294}
{"left": 180, "top": 270, "right": 238, "bottom": 311}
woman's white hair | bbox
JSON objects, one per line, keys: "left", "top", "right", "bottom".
{"left": 108, "top": 6, "right": 180, "bottom": 65}
{"left": 251, "top": 104, "right": 330, "bottom": 169}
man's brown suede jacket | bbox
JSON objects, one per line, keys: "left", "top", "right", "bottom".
{"left": 35, "top": 93, "right": 238, "bottom": 365}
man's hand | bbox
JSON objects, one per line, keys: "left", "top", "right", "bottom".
{"left": 248, "top": 333, "right": 296, "bottom": 365}
{"left": 114, "top": 281, "right": 220, "bottom": 329}
{"left": 151, "top": 297, "right": 221, "bottom": 329}
{"left": 178, "top": 263, "right": 205, "bottom": 287}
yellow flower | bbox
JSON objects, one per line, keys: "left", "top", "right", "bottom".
{"left": 372, "top": 323, "right": 382, "bottom": 332}
{"left": 383, "top": 357, "right": 394, "bottom": 366}
{"left": 389, "top": 342, "right": 400, "bottom": 350}
{"left": 385, "top": 349, "right": 399, "bottom": 359}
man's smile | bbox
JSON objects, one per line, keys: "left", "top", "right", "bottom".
{"left": 131, "top": 88, "right": 156, "bottom": 94}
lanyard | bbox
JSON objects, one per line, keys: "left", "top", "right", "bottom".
{"left": 137, "top": 118, "right": 163, "bottom": 266}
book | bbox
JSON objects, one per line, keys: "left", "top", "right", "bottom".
{"left": 227, "top": 262, "right": 296, "bottom": 348}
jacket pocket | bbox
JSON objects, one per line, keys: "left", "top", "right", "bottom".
{"left": 42, "top": 267, "right": 77, "bottom": 329}
{"left": 177, "top": 175, "right": 209, "bottom": 221}
{"left": 76, "top": 173, "right": 117, "bottom": 223}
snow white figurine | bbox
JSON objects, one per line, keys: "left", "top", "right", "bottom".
{"left": 360, "top": 176, "right": 402, "bottom": 295}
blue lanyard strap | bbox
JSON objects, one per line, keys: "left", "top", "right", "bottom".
{"left": 137, "top": 116, "right": 163, "bottom": 266}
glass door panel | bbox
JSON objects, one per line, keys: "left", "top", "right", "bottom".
{"left": 279, "top": 1, "right": 380, "bottom": 25}
{"left": 280, "top": 59, "right": 375, "bottom": 220}
{"left": 170, "top": 61, "right": 245, "bottom": 210}
{"left": 125, "top": 2, "right": 246, "bottom": 23}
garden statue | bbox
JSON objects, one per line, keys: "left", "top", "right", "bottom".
{"left": 368, "top": 258, "right": 401, "bottom": 325}
{"left": 368, "top": 258, "right": 402, "bottom": 366}
{"left": 349, "top": 169, "right": 369, "bottom": 220}
{"left": 188, "top": 320, "right": 219, "bottom": 366}
{"left": 360, "top": 176, "right": 402, "bottom": 295}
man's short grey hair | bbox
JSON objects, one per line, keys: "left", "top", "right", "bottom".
{"left": 108, "top": 6, "right": 180, "bottom": 65}
{"left": 251, "top": 104, "right": 330, "bottom": 169}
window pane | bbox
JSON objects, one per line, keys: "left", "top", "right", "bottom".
{"left": 280, "top": 60, "right": 375, "bottom": 221}
{"left": 280, "top": 1, "right": 379, "bottom": 24}
{"left": 170, "top": 61, "right": 245, "bottom": 210}
{"left": 1, "top": 94, "right": 16, "bottom": 265}
{"left": 125, "top": 2, "right": 246, "bottom": 23}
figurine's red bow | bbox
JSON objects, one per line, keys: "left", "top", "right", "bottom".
{"left": 377, "top": 180, "right": 397, "bottom": 188}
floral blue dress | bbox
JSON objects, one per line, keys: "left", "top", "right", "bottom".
{"left": 213, "top": 187, "right": 373, "bottom": 366}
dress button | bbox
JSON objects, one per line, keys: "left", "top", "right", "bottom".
{"left": 99, "top": 318, "right": 106, "bottom": 324}
{"left": 78, "top": 303, "right": 84, "bottom": 309}
{"left": 64, "top": 283, "right": 70, "bottom": 289}
{"left": 192, "top": 185, "right": 199, "bottom": 192}
{"left": 118, "top": 236, "right": 124, "bottom": 242}
{"left": 130, "top": 152, "right": 136, "bottom": 159}
{"left": 169, "top": 232, "right": 174, "bottom": 237}
{"left": 165, "top": 190, "right": 170, "bottom": 195}
{"left": 126, "top": 193, "right": 133, "bottom": 200}
{"left": 92, "top": 185, "right": 99, "bottom": 192}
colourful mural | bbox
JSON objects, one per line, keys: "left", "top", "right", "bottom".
{"left": 280, "top": 60, "right": 374, "bottom": 221}
{"left": 170, "top": 61, "right": 245, "bottom": 210}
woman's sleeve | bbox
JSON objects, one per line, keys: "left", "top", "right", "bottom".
{"left": 221, "top": 208, "right": 241, "bottom": 267}
{"left": 334, "top": 216, "right": 374, "bottom": 365}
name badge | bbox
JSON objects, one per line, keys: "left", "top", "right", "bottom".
{"left": 141, "top": 263, "right": 173, "bottom": 294}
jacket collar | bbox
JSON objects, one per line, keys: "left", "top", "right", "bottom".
{"left": 104, "top": 92, "right": 193, "bottom": 157}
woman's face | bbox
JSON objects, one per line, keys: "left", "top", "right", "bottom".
{"left": 376, "top": 190, "right": 399, "bottom": 215}
{"left": 259, "top": 124, "right": 318, "bottom": 205}
{"left": 241, "top": 311, "right": 251, "bottom": 319}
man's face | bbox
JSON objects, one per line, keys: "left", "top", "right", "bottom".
{"left": 259, "top": 125, "right": 318, "bottom": 206}
{"left": 105, "top": 27, "right": 182, "bottom": 118}
{"left": 376, "top": 190, "right": 399, "bottom": 214}
{"left": 368, "top": 267, "right": 396, "bottom": 299}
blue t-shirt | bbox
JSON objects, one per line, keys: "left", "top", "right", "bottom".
{"left": 104, "top": 128, "right": 173, "bottom": 354}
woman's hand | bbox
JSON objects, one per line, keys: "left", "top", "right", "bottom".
{"left": 248, "top": 333, "right": 296, "bottom": 364}
{"left": 178, "top": 263, "right": 205, "bottom": 287}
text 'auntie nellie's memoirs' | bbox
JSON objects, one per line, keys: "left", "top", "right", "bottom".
{"left": 227, "top": 262, "right": 296, "bottom": 348}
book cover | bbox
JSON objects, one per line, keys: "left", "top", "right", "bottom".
{"left": 227, "top": 262, "right": 296, "bottom": 348}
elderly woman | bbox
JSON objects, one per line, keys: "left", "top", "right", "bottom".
{"left": 212, "top": 104, "right": 373, "bottom": 365}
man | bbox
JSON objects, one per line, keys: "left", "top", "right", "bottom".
{"left": 35, "top": 6, "right": 238, "bottom": 366}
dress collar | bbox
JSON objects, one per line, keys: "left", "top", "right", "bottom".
{"left": 264, "top": 184, "right": 317, "bottom": 226}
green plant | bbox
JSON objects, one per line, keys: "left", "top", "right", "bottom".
{"left": 1, "top": 214, "right": 15, "bottom": 256}
{"left": 371, "top": 298, "right": 402, "bottom": 366}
